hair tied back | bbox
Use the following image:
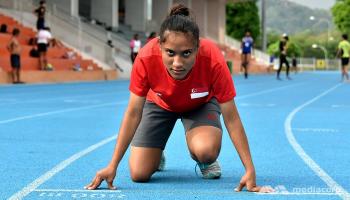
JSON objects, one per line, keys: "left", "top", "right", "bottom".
{"left": 169, "top": 4, "right": 190, "bottom": 17}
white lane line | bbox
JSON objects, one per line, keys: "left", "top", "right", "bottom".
{"left": 259, "top": 192, "right": 338, "bottom": 196}
{"left": 285, "top": 83, "right": 350, "bottom": 200}
{"left": 34, "top": 189, "right": 121, "bottom": 193}
{"left": 32, "top": 189, "right": 340, "bottom": 196}
{"left": 0, "top": 101, "right": 128, "bottom": 124}
{"left": 293, "top": 128, "right": 339, "bottom": 133}
{"left": 0, "top": 91, "right": 129, "bottom": 106}
{"left": 236, "top": 83, "right": 304, "bottom": 100}
{"left": 8, "top": 134, "right": 118, "bottom": 200}
{"left": 4, "top": 83, "right": 305, "bottom": 200}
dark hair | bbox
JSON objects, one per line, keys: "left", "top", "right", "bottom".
{"left": 40, "top": 1, "right": 45, "bottom": 5}
{"left": 148, "top": 32, "right": 156, "bottom": 39}
{"left": 342, "top": 34, "right": 348, "bottom": 40}
{"left": 159, "top": 4, "right": 199, "bottom": 48}
{"left": 12, "top": 28, "right": 20, "bottom": 36}
{"left": 133, "top": 33, "right": 139, "bottom": 39}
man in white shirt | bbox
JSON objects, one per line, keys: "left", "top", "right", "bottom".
{"left": 36, "top": 27, "right": 52, "bottom": 70}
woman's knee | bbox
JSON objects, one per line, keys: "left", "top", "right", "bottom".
{"left": 128, "top": 147, "right": 162, "bottom": 182}
{"left": 187, "top": 127, "right": 222, "bottom": 163}
{"left": 191, "top": 143, "right": 220, "bottom": 164}
{"left": 129, "top": 165, "right": 154, "bottom": 182}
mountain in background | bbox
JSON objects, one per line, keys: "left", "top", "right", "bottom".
{"left": 261, "top": 0, "right": 333, "bottom": 35}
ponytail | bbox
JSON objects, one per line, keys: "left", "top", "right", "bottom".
{"left": 159, "top": 4, "right": 199, "bottom": 48}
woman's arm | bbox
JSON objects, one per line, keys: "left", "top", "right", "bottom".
{"left": 109, "top": 92, "right": 145, "bottom": 169}
{"left": 220, "top": 99, "right": 272, "bottom": 193}
{"left": 86, "top": 92, "right": 146, "bottom": 190}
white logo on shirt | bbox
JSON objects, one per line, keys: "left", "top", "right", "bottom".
{"left": 190, "top": 88, "right": 209, "bottom": 99}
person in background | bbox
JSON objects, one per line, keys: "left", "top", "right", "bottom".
{"left": 7, "top": 28, "right": 23, "bottom": 84}
{"left": 147, "top": 32, "right": 157, "bottom": 43}
{"left": 130, "top": 34, "right": 141, "bottom": 63}
{"left": 34, "top": 0, "right": 46, "bottom": 30}
{"left": 106, "top": 40, "right": 124, "bottom": 73}
{"left": 85, "top": 4, "right": 273, "bottom": 193}
{"left": 36, "top": 27, "right": 52, "bottom": 70}
{"left": 276, "top": 33, "right": 291, "bottom": 80}
{"left": 240, "top": 31, "right": 254, "bottom": 79}
{"left": 336, "top": 34, "right": 350, "bottom": 82}
{"left": 291, "top": 55, "right": 298, "bottom": 74}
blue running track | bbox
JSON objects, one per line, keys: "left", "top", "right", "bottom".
{"left": 1, "top": 72, "right": 349, "bottom": 200}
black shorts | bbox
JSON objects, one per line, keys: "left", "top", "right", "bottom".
{"left": 341, "top": 58, "right": 349, "bottom": 66}
{"left": 131, "top": 98, "right": 222, "bottom": 150}
{"left": 37, "top": 43, "right": 48, "bottom": 52}
{"left": 10, "top": 54, "right": 21, "bottom": 69}
{"left": 36, "top": 18, "right": 45, "bottom": 30}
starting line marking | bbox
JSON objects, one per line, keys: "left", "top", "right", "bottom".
{"left": 7, "top": 134, "right": 118, "bottom": 200}
{"left": 34, "top": 189, "right": 122, "bottom": 193}
{"left": 31, "top": 188, "right": 340, "bottom": 197}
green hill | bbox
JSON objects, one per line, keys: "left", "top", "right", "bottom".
{"left": 262, "top": 0, "right": 334, "bottom": 34}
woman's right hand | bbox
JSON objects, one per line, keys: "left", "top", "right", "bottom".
{"left": 85, "top": 165, "right": 117, "bottom": 190}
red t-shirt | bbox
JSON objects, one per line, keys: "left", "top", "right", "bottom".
{"left": 129, "top": 38, "right": 236, "bottom": 113}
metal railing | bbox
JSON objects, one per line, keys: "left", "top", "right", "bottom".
{"left": 224, "top": 35, "right": 270, "bottom": 65}
{"left": 272, "top": 57, "right": 341, "bottom": 71}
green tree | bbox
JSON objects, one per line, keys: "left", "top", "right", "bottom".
{"left": 332, "top": 0, "right": 350, "bottom": 33}
{"left": 226, "top": 1, "right": 260, "bottom": 41}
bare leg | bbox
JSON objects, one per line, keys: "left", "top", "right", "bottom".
{"left": 39, "top": 53, "right": 44, "bottom": 70}
{"left": 43, "top": 52, "right": 48, "bottom": 70}
{"left": 15, "top": 69, "right": 20, "bottom": 82}
{"left": 129, "top": 147, "right": 162, "bottom": 182}
{"left": 11, "top": 70, "right": 16, "bottom": 83}
{"left": 343, "top": 66, "right": 349, "bottom": 80}
{"left": 186, "top": 126, "right": 222, "bottom": 164}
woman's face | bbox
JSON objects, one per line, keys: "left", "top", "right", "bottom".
{"left": 160, "top": 31, "right": 198, "bottom": 80}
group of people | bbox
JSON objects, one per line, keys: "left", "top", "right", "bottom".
{"left": 34, "top": 0, "right": 54, "bottom": 71}
{"left": 241, "top": 32, "right": 349, "bottom": 82}
{"left": 6, "top": 0, "right": 52, "bottom": 83}
{"left": 239, "top": 31, "right": 297, "bottom": 80}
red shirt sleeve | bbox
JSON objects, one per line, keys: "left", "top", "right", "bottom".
{"left": 129, "top": 57, "right": 150, "bottom": 97}
{"left": 210, "top": 44, "right": 236, "bottom": 103}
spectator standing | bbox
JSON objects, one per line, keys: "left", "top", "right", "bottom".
{"left": 240, "top": 31, "right": 254, "bottom": 79}
{"left": 34, "top": 0, "right": 46, "bottom": 30}
{"left": 7, "top": 28, "right": 23, "bottom": 83}
{"left": 146, "top": 32, "right": 157, "bottom": 43}
{"left": 37, "top": 27, "right": 52, "bottom": 70}
{"left": 130, "top": 34, "right": 141, "bottom": 63}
